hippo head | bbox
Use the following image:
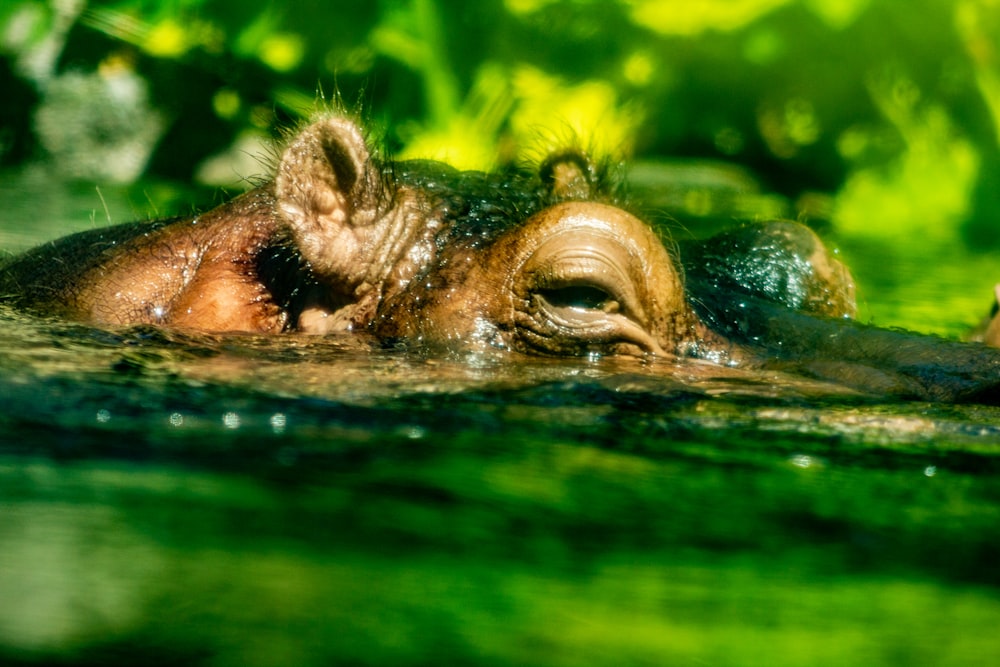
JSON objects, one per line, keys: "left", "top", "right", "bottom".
{"left": 12, "top": 115, "right": 1000, "bottom": 403}
{"left": 275, "top": 116, "right": 710, "bottom": 358}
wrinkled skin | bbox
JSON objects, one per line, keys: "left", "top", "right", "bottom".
{"left": 2, "top": 115, "right": 999, "bottom": 403}
{"left": 0, "top": 116, "right": 724, "bottom": 358}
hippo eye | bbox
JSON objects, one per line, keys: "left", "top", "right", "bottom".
{"left": 514, "top": 221, "right": 669, "bottom": 356}
{"left": 536, "top": 284, "right": 621, "bottom": 313}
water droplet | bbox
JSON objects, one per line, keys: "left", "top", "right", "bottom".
{"left": 270, "top": 413, "right": 287, "bottom": 434}
{"left": 791, "top": 454, "right": 812, "bottom": 468}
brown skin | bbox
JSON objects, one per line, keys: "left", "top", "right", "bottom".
{"left": 75, "top": 190, "right": 288, "bottom": 332}
{"left": 0, "top": 188, "right": 289, "bottom": 331}
{"left": 11, "top": 114, "right": 1000, "bottom": 404}
{"left": 271, "top": 118, "right": 729, "bottom": 357}
{"left": 0, "top": 115, "right": 741, "bottom": 360}
{"left": 374, "top": 201, "right": 714, "bottom": 357}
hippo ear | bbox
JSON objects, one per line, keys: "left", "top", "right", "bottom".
{"left": 276, "top": 116, "right": 384, "bottom": 226}
{"left": 275, "top": 117, "right": 386, "bottom": 274}
{"left": 539, "top": 150, "right": 596, "bottom": 200}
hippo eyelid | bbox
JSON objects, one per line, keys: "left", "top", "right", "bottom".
{"left": 522, "top": 244, "right": 643, "bottom": 323}
{"left": 517, "top": 292, "right": 665, "bottom": 356}
{"left": 534, "top": 284, "right": 620, "bottom": 313}
{"left": 514, "top": 232, "right": 666, "bottom": 354}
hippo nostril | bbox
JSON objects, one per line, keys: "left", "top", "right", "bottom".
{"left": 535, "top": 285, "right": 621, "bottom": 313}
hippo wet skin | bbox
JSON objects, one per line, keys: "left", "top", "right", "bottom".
{"left": 2, "top": 115, "right": 999, "bottom": 403}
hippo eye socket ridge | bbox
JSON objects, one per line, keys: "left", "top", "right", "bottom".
{"left": 535, "top": 284, "right": 620, "bottom": 313}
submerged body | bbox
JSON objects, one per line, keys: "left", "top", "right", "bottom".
{"left": 2, "top": 115, "right": 999, "bottom": 402}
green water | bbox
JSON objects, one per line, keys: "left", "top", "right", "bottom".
{"left": 2, "top": 172, "right": 1000, "bottom": 666}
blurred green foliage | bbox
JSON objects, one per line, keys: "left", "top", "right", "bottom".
{"left": 2, "top": 0, "right": 1000, "bottom": 251}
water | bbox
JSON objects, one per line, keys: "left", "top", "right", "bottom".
{"left": 2, "top": 170, "right": 1000, "bottom": 666}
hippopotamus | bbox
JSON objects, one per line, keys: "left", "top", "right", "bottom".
{"left": 2, "top": 115, "right": 999, "bottom": 403}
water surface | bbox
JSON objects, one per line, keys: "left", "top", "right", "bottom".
{"left": 2, "top": 170, "right": 999, "bottom": 666}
